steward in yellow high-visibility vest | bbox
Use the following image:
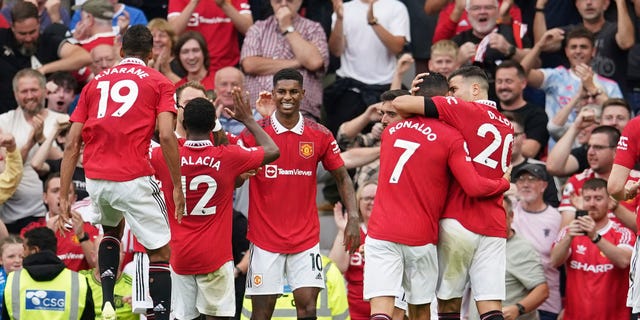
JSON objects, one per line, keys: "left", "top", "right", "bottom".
{"left": 2, "top": 227, "right": 95, "bottom": 320}
{"left": 241, "top": 255, "right": 350, "bottom": 320}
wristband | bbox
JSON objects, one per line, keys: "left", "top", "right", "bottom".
{"left": 213, "top": 118, "right": 222, "bottom": 132}
{"left": 516, "top": 303, "right": 526, "bottom": 315}
{"left": 78, "top": 233, "right": 90, "bottom": 243}
{"left": 535, "top": 7, "right": 544, "bottom": 12}
{"left": 592, "top": 233, "right": 602, "bottom": 243}
{"left": 234, "top": 266, "right": 244, "bottom": 275}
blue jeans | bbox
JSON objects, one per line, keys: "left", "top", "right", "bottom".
{"left": 538, "top": 310, "right": 558, "bottom": 320}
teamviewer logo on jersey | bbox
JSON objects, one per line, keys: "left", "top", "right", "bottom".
{"left": 265, "top": 165, "right": 278, "bottom": 178}
{"left": 25, "top": 290, "right": 66, "bottom": 311}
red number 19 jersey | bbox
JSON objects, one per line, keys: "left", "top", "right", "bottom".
{"left": 71, "top": 58, "right": 177, "bottom": 181}
{"left": 368, "top": 116, "right": 510, "bottom": 246}
{"left": 427, "top": 97, "right": 514, "bottom": 237}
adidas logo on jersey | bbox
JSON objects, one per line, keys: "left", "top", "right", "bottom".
{"left": 153, "top": 303, "right": 167, "bottom": 312}
{"left": 100, "top": 269, "right": 115, "bottom": 279}
{"left": 315, "top": 273, "right": 322, "bottom": 280}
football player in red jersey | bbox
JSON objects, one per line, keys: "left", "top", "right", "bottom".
{"left": 240, "top": 68, "right": 359, "bottom": 320}
{"left": 393, "top": 66, "right": 514, "bottom": 320}
{"left": 59, "top": 25, "right": 184, "bottom": 320}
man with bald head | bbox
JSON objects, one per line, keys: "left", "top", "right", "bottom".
{"left": 214, "top": 66, "right": 261, "bottom": 135}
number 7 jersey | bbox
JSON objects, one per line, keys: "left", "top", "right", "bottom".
{"left": 426, "top": 96, "right": 514, "bottom": 237}
{"left": 70, "top": 58, "right": 177, "bottom": 181}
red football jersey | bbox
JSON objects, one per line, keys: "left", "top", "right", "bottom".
{"left": 429, "top": 97, "right": 514, "bottom": 237}
{"left": 368, "top": 116, "right": 510, "bottom": 245}
{"left": 168, "top": 0, "right": 250, "bottom": 75}
{"left": 79, "top": 33, "right": 117, "bottom": 53}
{"left": 555, "top": 221, "right": 634, "bottom": 319}
{"left": 239, "top": 115, "right": 344, "bottom": 253}
{"left": 71, "top": 58, "right": 177, "bottom": 181}
{"left": 345, "top": 227, "right": 368, "bottom": 320}
{"left": 150, "top": 140, "right": 264, "bottom": 274}
{"left": 22, "top": 219, "right": 100, "bottom": 272}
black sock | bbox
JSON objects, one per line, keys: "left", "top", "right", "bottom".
{"left": 633, "top": 313, "right": 639, "bottom": 320}
{"left": 480, "top": 310, "right": 504, "bottom": 320}
{"left": 438, "top": 312, "right": 461, "bottom": 320}
{"left": 98, "top": 236, "right": 120, "bottom": 309}
{"left": 370, "top": 313, "right": 392, "bottom": 320}
{"left": 149, "top": 261, "right": 171, "bottom": 320}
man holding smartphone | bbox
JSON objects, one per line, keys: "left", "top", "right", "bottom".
{"left": 550, "top": 178, "right": 634, "bottom": 319}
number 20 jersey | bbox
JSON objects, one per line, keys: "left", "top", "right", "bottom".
{"left": 71, "top": 58, "right": 177, "bottom": 181}
{"left": 428, "top": 97, "right": 514, "bottom": 237}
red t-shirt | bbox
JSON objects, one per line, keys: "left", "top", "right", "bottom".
{"left": 345, "top": 227, "right": 368, "bottom": 320}
{"left": 368, "top": 116, "right": 510, "bottom": 245}
{"left": 71, "top": 58, "right": 177, "bottom": 181}
{"left": 150, "top": 140, "right": 263, "bottom": 274}
{"left": 21, "top": 219, "right": 99, "bottom": 272}
{"left": 174, "top": 72, "right": 215, "bottom": 93}
{"left": 168, "top": 0, "right": 250, "bottom": 75}
{"left": 79, "top": 33, "right": 117, "bottom": 53}
{"left": 427, "top": 97, "right": 514, "bottom": 237}
{"left": 239, "top": 115, "right": 344, "bottom": 253}
{"left": 554, "top": 220, "right": 634, "bottom": 319}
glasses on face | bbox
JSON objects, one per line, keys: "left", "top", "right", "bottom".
{"left": 581, "top": 92, "right": 601, "bottom": 100}
{"left": 515, "top": 175, "right": 541, "bottom": 183}
{"left": 587, "top": 144, "right": 615, "bottom": 151}
{"left": 360, "top": 196, "right": 375, "bottom": 203}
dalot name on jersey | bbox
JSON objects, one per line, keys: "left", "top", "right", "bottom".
{"left": 181, "top": 156, "right": 221, "bottom": 170}
{"left": 95, "top": 67, "right": 149, "bottom": 80}
{"left": 388, "top": 120, "right": 437, "bottom": 141}
{"left": 487, "top": 110, "right": 513, "bottom": 128}
{"left": 264, "top": 164, "right": 312, "bottom": 178}
{"left": 569, "top": 260, "right": 614, "bottom": 273}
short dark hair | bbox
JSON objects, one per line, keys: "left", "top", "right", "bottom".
{"left": 273, "top": 68, "right": 303, "bottom": 87}
{"left": 582, "top": 177, "right": 608, "bottom": 193}
{"left": 24, "top": 227, "right": 57, "bottom": 253}
{"left": 43, "top": 172, "right": 75, "bottom": 194}
{"left": 380, "top": 89, "right": 410, "bottom": 102}
{"left": 415, "top": 72, "right": 449, "bottom": 97}
{"left": 183, "top": 97, "right": 216, "bottom": 134}
{"left": 591, "top": 125, "right": 621, "bottom": 147}
{"left": 174, "top": 31, "right": 210, "bottom": 72}
{"left": 122, "top": 25, "right": 153, "bottom": 59}
{"left": 495, "top": 60, "right": 526, "bottom": 79}
{"left": 11, "top": 0, "right": 38, "bottom": 24}
{"left": 47, "top": 71, "right": 78, "bottom": 92}
{"left": 566, "top": 26, "right": 595, "bottom": 47}
{"left": 602, "top": 98, "right": 632, "bottom": 117}
{"left": 448, "top": 65, "right": 489, "bottom": 92}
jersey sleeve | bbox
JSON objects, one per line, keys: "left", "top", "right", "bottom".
{"left": 559, "top": 177, "right": 578, "bottom": 212}
{"left": 429, "top": 96, "right": 467, "bottom": 128}
{"left": 70, "top": 85, "right": 90, "bottom": 123}
{"left": 233, "top": 0, "right": 251, "bottom": 15}
{"left": 167, "top": 0, "right": 188, "bottom": 17}
{"left": 613, "top": 224, "right": 636, "bottom": 251}
{"left": 321, "top": 134, "right": 345, "bottom": 172}
{"left": 227, "top": 145, "right": 265, "bottom": 176}
{"left": 447, "top": 135, "right": 510, "bottom": 197}
{"left": 156, "top": 77, "right": 178, "bottom": 115}
{"left": 614, "top": 120, "right": 640, "bottom": 169}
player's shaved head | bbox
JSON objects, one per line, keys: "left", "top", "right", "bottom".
{"left": 183, "top": 97, "right": 216, "bottom": 135}
{"left": 122, "top": 25, "right": 153, "bottom": 59}
{"left": 415, "top": 72, "right": 449, "bottom": 97}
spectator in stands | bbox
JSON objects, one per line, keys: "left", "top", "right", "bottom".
{"left": 533, "top": 0, "right": 635, "bottom": 107}
{"left": 0, "top": 133, "right": 23, "bottom": 206}
{"left": 511, "top": 164, "right": 562, "bottom": 319}
{"left": 71, "top": 0, "right": 117, "bottom": 51}
{"left": 550, "top": 178, "right": 634, "bottom": 319}
{"left": 1, "top": 0, "right": 71, "bottom": 31}
{"left": 241, "top": 0, "right": 328, "bottom": 121}
{"left": 21, "top": 173, "right": 99, "bottom": 272}
{"left": 214, "top": 66, "right": 260, "bottom": 136}
{"left": 0, "top": 69, "right": 65, "bottom": 234}
{"left": 70, "top": 0, "right": 148, "bottom": 35}
{"left": 495, "top": 60, "right": 549, "bottom": 159}
{"left": 167, "top": 0, "right": 253, "bottom": 76}
{"left": 0, "top": 1, "right": 91, "bottom": 114}
{"left": 45, "top": 72, "right": 77, "bottom": 115}
{"left": 89, "top": 44, "right": 120, "bottom": 76}
{"left": 173, "top": 31, "right": 214, "bottom": 94}
{"left": 521, "top": 26, "right": 623, "bottom": 128}
{"left": 147, "top": 18, "right": 182, "bottom": 82}
{"left": 0, "top": 235, "right": 24, "bottom": 315}
{"left": 428, "top": 40, "right": 460, "bottom": 78}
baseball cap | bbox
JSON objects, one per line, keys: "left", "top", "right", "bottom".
{"left": 72, "top": 0, "right": 115, "bottom": 20}
{"left": 514, "top": 163, "right": 548, "bottom": 181}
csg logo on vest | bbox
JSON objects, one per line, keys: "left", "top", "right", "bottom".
{"left": 25, "top": 290, "right": 66, "bottom": 311}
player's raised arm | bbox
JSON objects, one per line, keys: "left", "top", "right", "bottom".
{"left": 448, "top": 136, "right": 510, "bottom": 197}
{"left": 227, "top": 87, "right": 280, "bottom": 165}
{"left": 158, "top": 111, "right": 185, "bottom": 222}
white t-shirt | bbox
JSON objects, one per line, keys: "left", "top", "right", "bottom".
{"left": 333, "top": 0, "right": 410, "bottom": 84}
